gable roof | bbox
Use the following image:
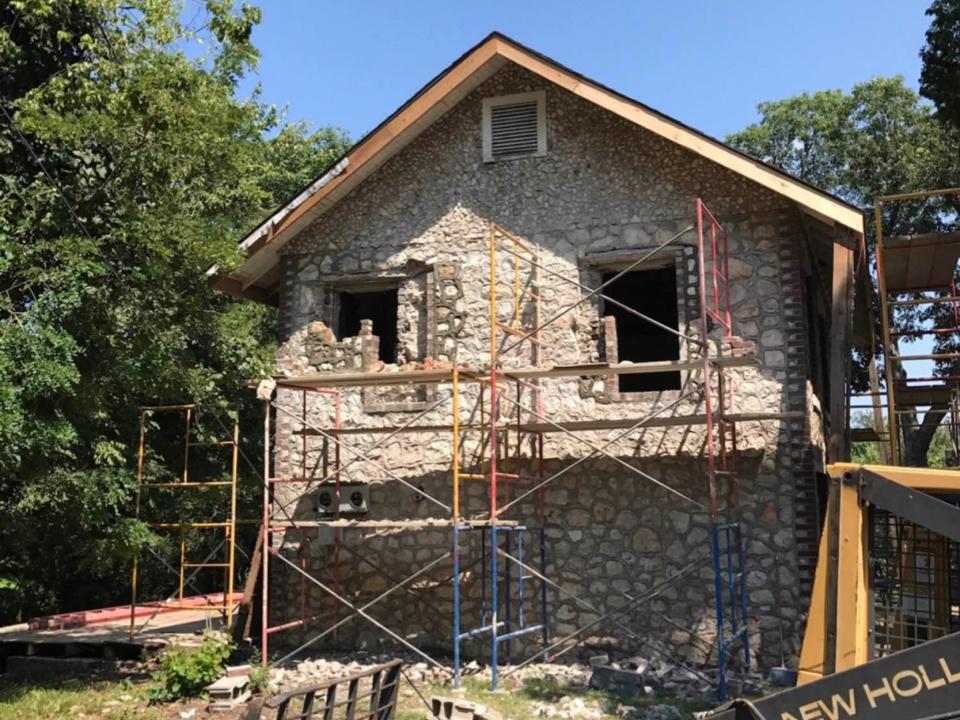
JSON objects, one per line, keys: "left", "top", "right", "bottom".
{"left": 212, "top": 32, "right": 864, "bottom": 303}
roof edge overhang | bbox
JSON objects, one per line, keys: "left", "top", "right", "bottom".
{"left": 214, "top": 32, "right": 864, "bottom": 302}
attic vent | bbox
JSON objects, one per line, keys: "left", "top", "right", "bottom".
{"left": 482, "top": 91, "right": 546, "bottom": 162}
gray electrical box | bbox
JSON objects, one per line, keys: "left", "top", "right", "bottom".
{"left": 315, "top": 483, "right": 369, "bottom": 516}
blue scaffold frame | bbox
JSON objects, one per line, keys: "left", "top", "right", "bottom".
{"left": 453, "top": 524, "right": 549, "bottom": 690}
{"left": 712, "top": 521, "right": 750, "bottom": 700}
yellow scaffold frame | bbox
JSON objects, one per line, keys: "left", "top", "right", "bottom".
{"left": 129, "top": 404, "right": 240, "bottom": 638}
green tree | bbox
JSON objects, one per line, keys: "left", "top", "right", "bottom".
{"left": 727, "top": 77, "right": 960, "bottom": 467}
{"left": 850, "top": 414, "right": 882, "bottom": 466}
{"left": 258, "top": 122, "right": 349, "bottom": 203}
{"left": 925, "top": 424, "right": 957, "bottom": 468}
{"left": 921, "top": 0, "right": 960, "bottom": 128}
{"left": 0, "top": 0, "right": 349, "bottom": 622}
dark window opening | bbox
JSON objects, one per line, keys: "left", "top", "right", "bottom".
{"left": 337, "top": 288, "right": 399, "bottom": 364}
{"left": 603, "top": 266, "right": 681, "bottom": 392}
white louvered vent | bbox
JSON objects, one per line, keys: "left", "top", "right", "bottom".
{"left": 482, "top": 91, "right": 546, "bottom": 162}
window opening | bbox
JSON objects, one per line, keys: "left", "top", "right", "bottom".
{"left": 602, "top": 266, "right": 681, "bottom": 392}
{"left": 337, "top": 288, "right": 399, "bottom": 364}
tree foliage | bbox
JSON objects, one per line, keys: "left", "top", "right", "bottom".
{"left": 728, "top": 77, "right": 960, "bottom": 466}
{"left": 728, "top": 77, "right": 959, "bottom": 208}
{"left": 0, "top": 0, "right": 349, "bottom": 622}
{"left": 921, "top": 0, "right": 960, "bottom": 128}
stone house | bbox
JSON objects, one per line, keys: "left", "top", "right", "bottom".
{"left": 213, "top": 33, "right": 868, "bottom": 670}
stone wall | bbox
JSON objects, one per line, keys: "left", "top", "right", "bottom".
{"left": 266, "top": 63, "right": 829, "bottom": 669}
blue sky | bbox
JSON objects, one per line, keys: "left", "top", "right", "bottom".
{"left": 240, "top": 0, "right": 933, "bottom": 141}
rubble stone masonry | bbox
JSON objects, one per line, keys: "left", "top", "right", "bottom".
{"left": 267, "top": 63, "right": 831, "bottom": 669}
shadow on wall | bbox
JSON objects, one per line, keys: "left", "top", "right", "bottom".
{"left": 268, "top": 446, "right": 800, "bottom": 672}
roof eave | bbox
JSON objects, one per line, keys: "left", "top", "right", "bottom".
{"left": 219, "top": 32, "right": 864, "bottom": 302}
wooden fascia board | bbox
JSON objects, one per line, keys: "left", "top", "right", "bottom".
{"left": 210, "top": 274, "right": 276, "bottom": 306}
{"left": 247, "top": 40, "right": 501, "bottom": 254}
{"left": 494, "top": 40, "right": 863, "bottom": 234}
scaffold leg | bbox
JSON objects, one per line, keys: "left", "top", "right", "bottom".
{"left": 504, "top": 531, "right": 512, "bottom": 663}
{"left": 491, "top": 525, "right": 500, "bottom": 691}
{"left": 712, "top": 522, "right": 750, "bottom": 701}
{"left": 453, "top": 524, "right": 462, "bottom": 689}
{"left": 539, "top": 528, "right": 549, "bottom": 661}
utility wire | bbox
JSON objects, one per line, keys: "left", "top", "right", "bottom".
{"left": 0, "top": 103, "right": 99, "bottom": 247}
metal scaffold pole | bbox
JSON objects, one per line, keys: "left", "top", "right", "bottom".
{"left": 695, "top": 198, "right": 750, "bottom": 700}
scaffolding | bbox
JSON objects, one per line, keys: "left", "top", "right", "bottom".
{"left": 257, "top": 199, "right": 765, "bottom": 696}
{"left": 129, "top": 404, "right": 240, "bottom": 639}
{"left": 850, "top": 188, "right": 960, "bottom": 466}
{"left": 841, "top": 188, "right": 960, "bottom": 671}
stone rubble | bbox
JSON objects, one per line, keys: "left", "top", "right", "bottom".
{"left": 641, "top": 706, "right": 684, "bottom": 720}
{"left": 265, "top": 651, "right": 767, "bottom": 718}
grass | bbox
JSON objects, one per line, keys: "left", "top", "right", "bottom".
{"left": 394, "top": 676, "right": 716, "bottom": 720}
{"left": 0, "top": 676, "right": 202, "bottom": 720}
{"left": 0, "top": 671, "right": 718, "bottom": 720}
{"left": 0, "top": 678, "right": 143, "bottom": 720}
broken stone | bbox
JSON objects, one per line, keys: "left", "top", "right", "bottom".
{"left": 307, "top": 320, "right": 337, "bottom": 344}
{"left": 644, "top": 705, "right": 683, "bottom": 720}
{"left": 590, "top": 662, "right": 648, "bottom": 695}
{"left": 588, "top": 654, "right": 609, "bottom": 668}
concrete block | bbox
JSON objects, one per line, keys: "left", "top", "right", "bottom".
{"left": 429, "top": 695, "right": 503, "bottom": 720}
{"left": 206, "top": 675, "right": 251, "bottom": 712}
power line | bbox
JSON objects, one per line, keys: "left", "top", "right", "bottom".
{"left": 0, "top": 102, "right": 99, "bottom": 246}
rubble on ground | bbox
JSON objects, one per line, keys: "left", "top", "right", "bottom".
{"left": 586, "top": 653, "right": 765, "bottom": 700}
{"left": 265, "top": 649, "right": 765, "bottom": 718}
{"left": 641, "top": 706, "right": 684, "bottom": 720}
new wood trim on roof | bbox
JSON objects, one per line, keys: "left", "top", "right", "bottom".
{"left": 214, "top": 32, "right": 863, "bottom": 302}
{"left": 492, "top": 38, "right": 863, "bottom": 230}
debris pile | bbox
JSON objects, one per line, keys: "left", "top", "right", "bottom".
{"left": 587, "top": 653, "right": 765, "bottom": 700}
{"left": 608, "top": 705, "right": 684, "bottom": 720}
{"left": 366, "top": 356, "right": 453, "bottom": 373}
{"left": 264, "top": 651, "right": 764, "bottom": 718}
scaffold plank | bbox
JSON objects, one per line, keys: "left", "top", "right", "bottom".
{"left": 515, "top": 410, "right": 803, "bottom": 434}
{"left": 270, "top": 518, "right": 518, "bottom": 529}
{"left": 273, "top": 357, "right": 756, "bottom": 390}
{"left": 293, "top": 409, "right": 799, "bottom": 437}
{"left": 882, "top": 231, "right": 960, "bottom": 292}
